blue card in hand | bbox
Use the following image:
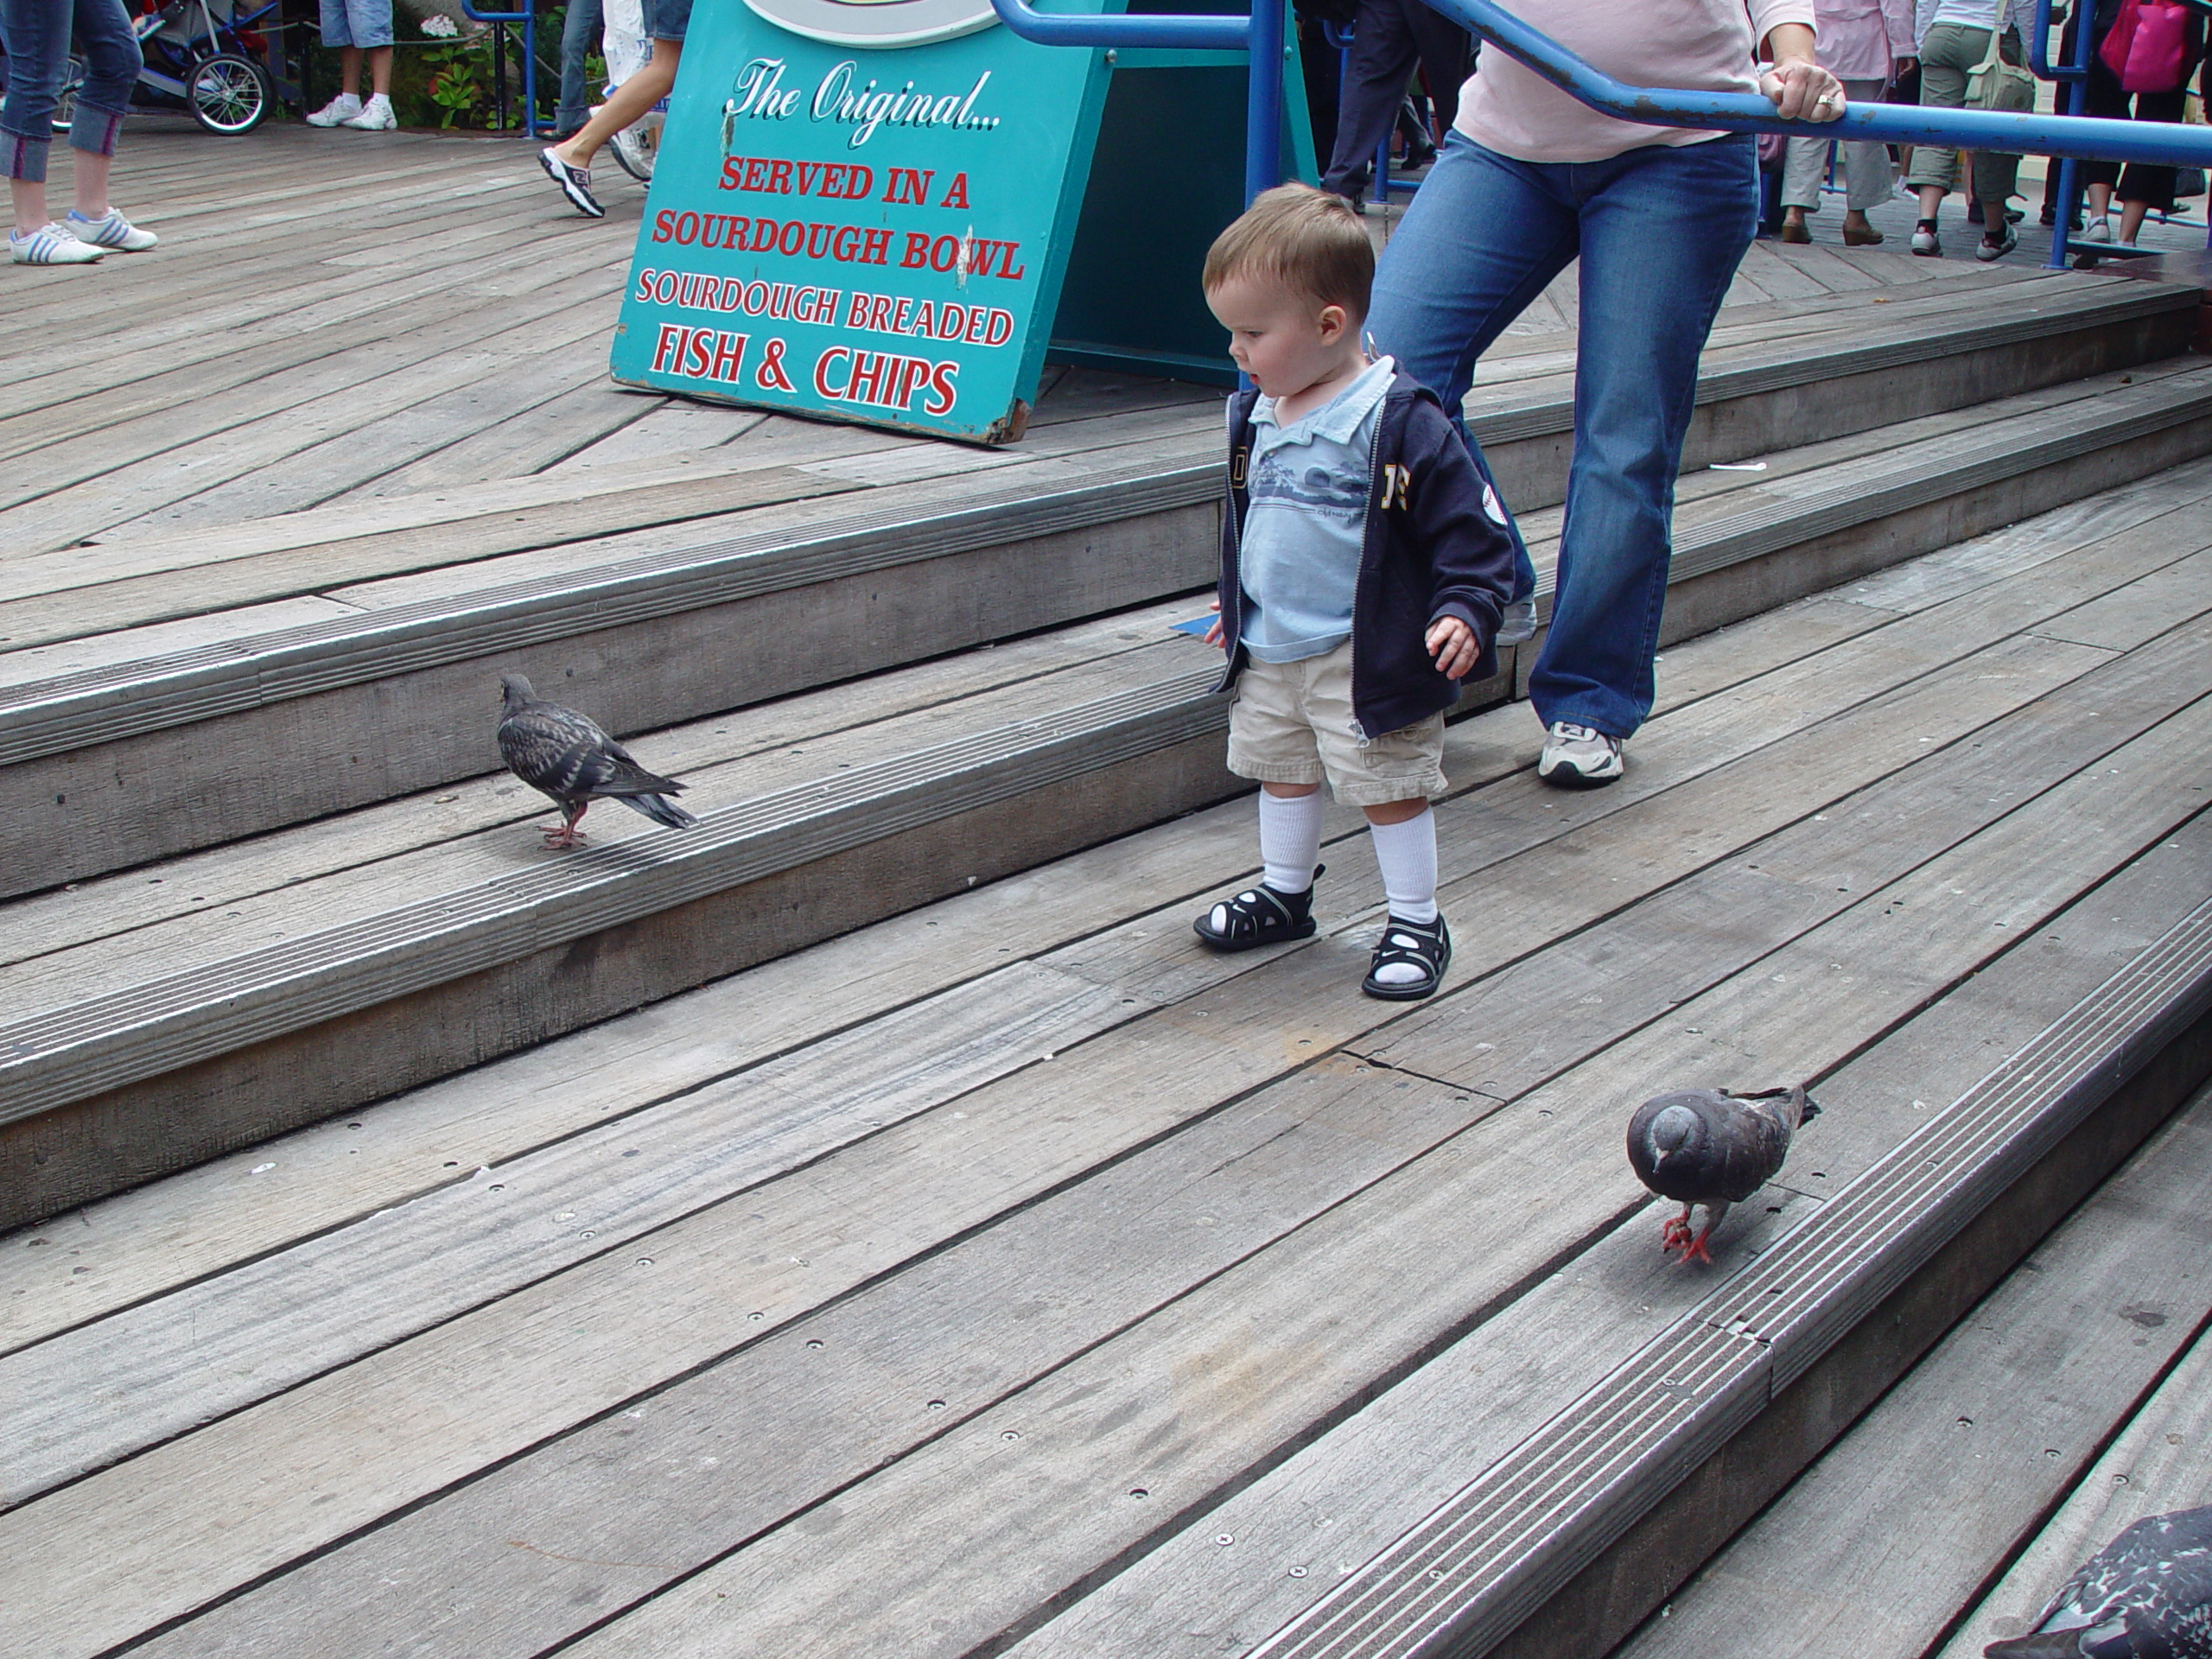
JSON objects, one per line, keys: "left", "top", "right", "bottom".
{"left": 1170, "top": 616, "right": 1217, "bottom": 639}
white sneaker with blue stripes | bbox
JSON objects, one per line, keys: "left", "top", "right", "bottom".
{"left": 10, "top": 222, "right": 103, "bottom": 264}
{"left": 65, "top": 207, "right": 157, "bottom": 251}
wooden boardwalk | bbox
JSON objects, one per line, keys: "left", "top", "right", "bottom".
{"left": 4, "top": 124, "right": 2212, "bottom": 1659}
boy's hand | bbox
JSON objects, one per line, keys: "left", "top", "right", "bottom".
{"left": 1427, "top": 615, "right": 1478, "bottom": 681}
{"left": 1205, "top": 598, "right": 1225, "bottom": 649}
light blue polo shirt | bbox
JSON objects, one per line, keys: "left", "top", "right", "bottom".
{"left": 1238, "top": 354, "right": 1394, "bottom": 664}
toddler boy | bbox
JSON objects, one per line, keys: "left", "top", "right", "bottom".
{"left": 1192, "top": 183, "right": 1516, "bottom": 1000}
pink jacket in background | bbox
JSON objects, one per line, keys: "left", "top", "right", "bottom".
{"left": 1812, "top": 0, "right": 1917, "bottom": 78}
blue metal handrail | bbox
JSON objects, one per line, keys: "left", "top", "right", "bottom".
{"left": 991, "top": 0, "right": 2212, "bottom": 228}
{"left": 460, "top": 0, "right": 543, "bottom": 137}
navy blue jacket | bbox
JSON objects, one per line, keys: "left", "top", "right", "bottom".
{"left": 1216, "top": 370, "right": 1518, "bottom": 740}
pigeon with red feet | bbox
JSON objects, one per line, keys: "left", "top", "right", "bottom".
{"left": 496, "top": 675, "right": 698, "bottom": 849}
{"left": 1985, "top": 1504, "right": 2212, "bottom": 1656}
{"left": 1625, "top": 1085, "right": 1818, "bottom": 1264}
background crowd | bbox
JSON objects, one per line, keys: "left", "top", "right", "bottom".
{"left": 1302, "top": 0, "right": 2209, "bottom": 261}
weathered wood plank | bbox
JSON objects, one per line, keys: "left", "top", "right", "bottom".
{"left": 0, "top": 601, "right": 2183, "bottom": 1658}
{"left": 531, "top": 677, "right": 2212, "bottom": 1659}
{"left": 1003, "top": 813, "right": 2212, "bottom": 1659}
{"left": 1934, "top": 1294, "right": 2212, "bottom": 1657}
{"left": 0, "top": 632, "right": 1207, "bottom": 1016}
{"left": 1611, "top": 1090, "right": 2212, "bottom": 1659}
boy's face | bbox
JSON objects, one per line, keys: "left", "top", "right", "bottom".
{"left": 1205, "top": 274, "right": 1360, "bottom": 401}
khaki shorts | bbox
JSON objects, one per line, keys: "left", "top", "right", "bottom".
{"left": 1227, "top": 642, "right": 1446, "bottom": 807}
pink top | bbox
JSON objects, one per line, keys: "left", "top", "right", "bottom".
{"left": 1813, "top": 0, "right": 1916, "bottom": 81}
{"left": 1453, "top": 0, "right": 1821, "bottom": 163}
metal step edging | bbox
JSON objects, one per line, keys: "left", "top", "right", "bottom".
{"left": 0, "top": 669, "right": 1228, "bottom": 1127}
{"left": 1246, "top": 894, "right": 2212, "bottom": 1659}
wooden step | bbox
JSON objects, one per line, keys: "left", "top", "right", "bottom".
{"left": 1, "top": 277, "right": 2195, "bottom": 896}
{"left": 1600, "top": 1083, "right": 2212, "bottom": 1659}
{"left": 9, "top": 392, "right": 2212, "bottom": 1226}
{"left": 4, "top": 460, "right": 2211, "bottom": 1659}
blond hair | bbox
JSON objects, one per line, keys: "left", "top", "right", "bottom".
{"left": 1202, "top": 183, "right": 1374, "bottom": 321}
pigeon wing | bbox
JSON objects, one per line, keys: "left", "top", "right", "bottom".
{"left": 499, "top": 704, "right": 617, "bottom": 804}
{"left": 1712, "top": 1093, "right": 1796, "bottom": 1203}
{"left": 585, "top": 731, "right": 688, "bottom": 799}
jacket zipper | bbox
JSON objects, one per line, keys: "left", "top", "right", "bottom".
{"left": 1351, "top": 395, "right": 1389, "bottom": 744}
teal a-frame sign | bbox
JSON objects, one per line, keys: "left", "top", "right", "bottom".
{"left": 610, "top": 0, "right": 1313, "bottom": 442}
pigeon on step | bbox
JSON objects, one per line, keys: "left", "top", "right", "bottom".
{"left": 1985, "top": 1506, "right": 2212, "bottom": 1657}
{"left": 1625, "top": 1085, "right": 1818, "bottom": 1264}
{"left": 496, "top": 675, "right": 698, "bottom": 849}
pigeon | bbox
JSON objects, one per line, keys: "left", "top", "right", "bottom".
{"left": 1625, "top": 1085, "right": 1819, "bottom": 1263}
{"left": 495, "top": 675, "right": 698, "bottom": 849}
{"left": 1985, "top": 1506, "right": 2212, "bottom": 1657}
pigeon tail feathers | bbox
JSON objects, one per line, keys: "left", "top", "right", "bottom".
{"left": 623, "top": 791, "right": 699, "bottom": 830}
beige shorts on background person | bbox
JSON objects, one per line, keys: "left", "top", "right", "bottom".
{"left": 1226, "top": 642, "right": 1447, "bottom": 806}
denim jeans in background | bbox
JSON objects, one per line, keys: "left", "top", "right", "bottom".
{"left": 556, "top": 0, "right": 602, "bottom": 133}
{"left": 0, "top": 0, "right": 142, "bottom": 181}
{"left": 1367, "top": 130, "right": 1758, "bottom": 739}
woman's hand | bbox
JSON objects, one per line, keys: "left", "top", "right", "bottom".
{"left": 1204, "top": 598, "right": 1225, "bottom": 649}
{"left": 1761, "top": 22, "right": 1847, "bottom": 121}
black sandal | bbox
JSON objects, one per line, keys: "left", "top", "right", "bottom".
{"left": 1363, "top": 913, "right": 1452, "bottom": 1001}
{"left": 1192, "top": 866, "right": 1322, "bottom": 951}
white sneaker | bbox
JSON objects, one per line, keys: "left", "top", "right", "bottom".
{"left": 1537, "top": 721, "right": 1624, "bottom": 788}
{"left": 65, "top": 207, "right": 156, "bottom": 251}
{"left": 1910, "top": 221, "right": 1941, "bottom": 257}
{"left": 305, "top": 92, "right": 361, "bottom": 126}
{"left": 341, "top": 93, "right": 396, "bottom": 130}
{"left": 2084, "top": 216, "right": 2113, "bottom": 243}
{"left": 10, "top": 222, "right": 103, "bottom": 264}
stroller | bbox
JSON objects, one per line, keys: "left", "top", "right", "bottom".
{"left": 45, "top": 0, "right": 282, "bottom": 136}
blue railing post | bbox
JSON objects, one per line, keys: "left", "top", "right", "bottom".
{"left": 2032, "top": 0, "right": 2090, "bottom": 269}
{"left": 461, "top": 0, "right": 542, "bottom": 137}
{"left": 1246, "top": 0, "right": 1286, "bottom": 203}
{"left": 988, "top": 0, "right": 1281, "bottom": 205}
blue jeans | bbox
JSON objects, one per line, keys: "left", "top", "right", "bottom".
{"left": 0, "top": 0, "right": 141, "bottom": 181}
{"left": 1368, "top": 130, "right": 1758, "bottom": 738}
{"left": 556, "top": 0, "right": 601, "bottom": 132}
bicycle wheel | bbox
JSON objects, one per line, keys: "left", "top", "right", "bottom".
{"left": 189, "top": 54, "right": 269, "bottom": 135}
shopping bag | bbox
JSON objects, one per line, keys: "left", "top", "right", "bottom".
{"left": 2100, "top": 0, "right": 2192, "bottom": 93}
{"left": 1967, "top": 24, "right": 2038, "bottom": 111}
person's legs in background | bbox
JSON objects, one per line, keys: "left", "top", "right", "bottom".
{"left": 1905, "top": 22, "right": 1974, "bottom": 254}
{"left": 542, "top": 0, "right": 683, "bottom": 214}
{"left": 5, "top": 0, "right": 146, "bottom": 261}
{"left": 556, "top": 0, "right": 604, "bottom": 137}
{"left": 1967, "top": 32, "right": 2024, "bottom": 257}
{"left": 1777, "top": 131, "right": 1827, "bottom": 239}
{"left": 2113, "top": 86, "right": 2186, "bottom": 245}
{"left": 57, "top": 0, "right": 153, "bottom": 248}
{"left": 1365, "top": 130, "right": 1580, "bottom": 638}
{"left": 1529, "top": 133, "right": 1756, "bottom": 764}
{"left": 1322, "top": 0, "right": 1419, "bottom": 207}
{"left": 1777, "top": 79, "right": 1886, "bottom": 244}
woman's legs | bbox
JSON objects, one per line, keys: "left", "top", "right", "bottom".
{"left": 3, "top": 0, "right": 71, "bottom": 226}
{"left": 1365, "top": 130, "right": 1579, "bottom": 607}
{"left": 1534, "top": 135, "right": 1756, "bottom": 738}
{"left": 1906, "top": 22, "right": 1973, "bottom": 240}
{"left": 63, "top": 0, "right": 137, "bottom": 181}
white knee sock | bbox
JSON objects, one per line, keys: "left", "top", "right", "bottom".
{"left": 1258, "top": 789, "right": 1325, "bottom": 893}
{"left": 1368, "top": 808, "right": 1439, "bottom": 925}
